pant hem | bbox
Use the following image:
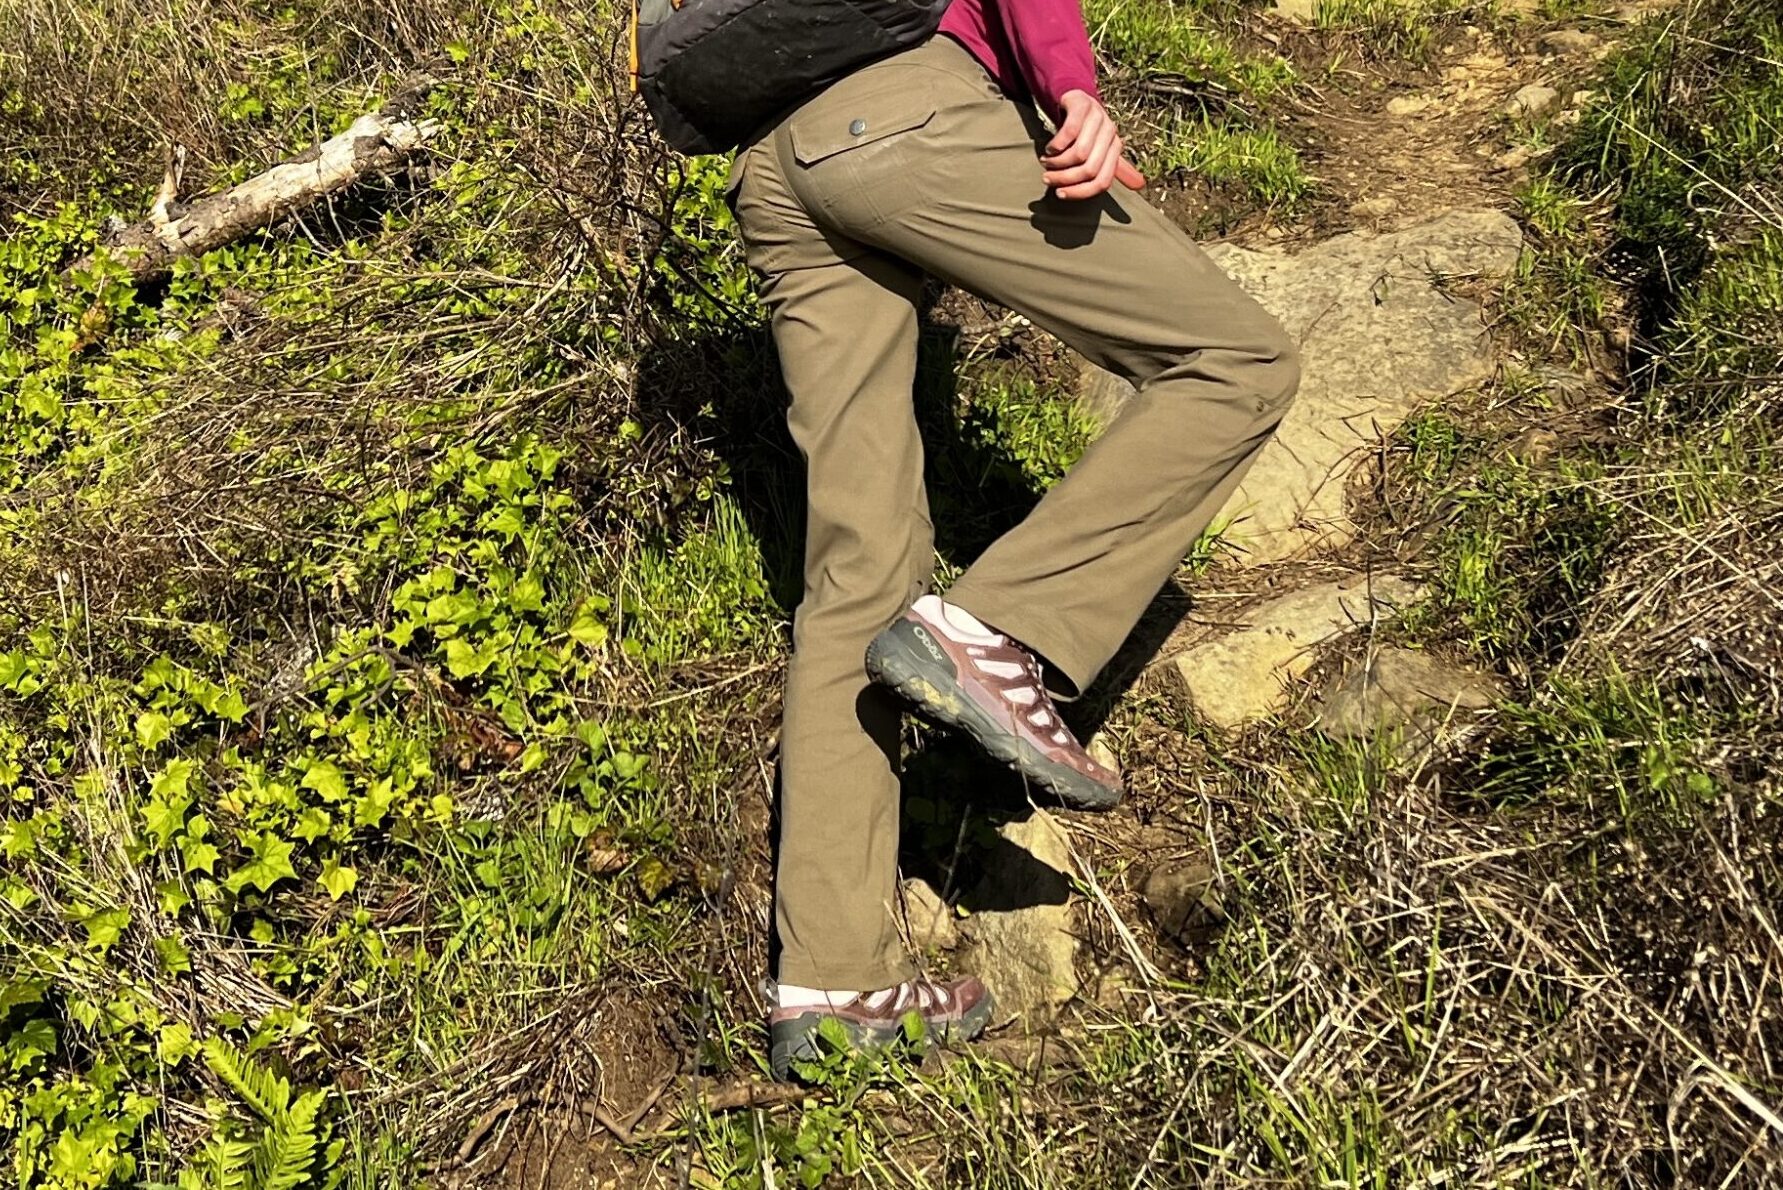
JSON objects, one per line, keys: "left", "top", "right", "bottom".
{"left": 776, "top": 953, "right": 917, "bottom": 993}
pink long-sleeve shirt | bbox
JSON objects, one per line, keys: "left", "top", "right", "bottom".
{"left": 938, "top": 0, "right": 1100, "bottom": 123}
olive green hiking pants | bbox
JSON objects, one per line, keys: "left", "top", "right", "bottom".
{"left": 730, "top": 35, "right": 1299, "bottom": 992}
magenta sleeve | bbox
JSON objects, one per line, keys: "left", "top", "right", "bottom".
{"left": 993, "top": 0, "right": 1101, "bottom": 122}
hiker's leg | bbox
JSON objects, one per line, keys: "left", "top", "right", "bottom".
{"left": 732, "top": 143, "right": 930, "bottom": 991}
{"left": 773, "top": 37, "right": 1299, "bottom": 696}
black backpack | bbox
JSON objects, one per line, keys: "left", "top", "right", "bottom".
{"left": 631, "top": 0, "right": 954, "bottom": 155}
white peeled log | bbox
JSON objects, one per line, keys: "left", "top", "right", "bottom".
{"left": 69, "top": 110, "right": 439, "bottom": 284}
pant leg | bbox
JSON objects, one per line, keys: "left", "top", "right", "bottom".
{"left": 771, "top": 36, "right": 1301, "bottom": 696}
{"left": 731, "top": 137, "right": 930, "bottom": 991}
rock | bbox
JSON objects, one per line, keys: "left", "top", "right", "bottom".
{"left": 1141, "top": 859, "right": 1225, "bottom": 946}
{"left": 959, "top": 810, "right": 1079, "bottom": 1024}
{"left": 1077, "top": 211, "right": 1521, "bottom": 565}
{"left": 1085, "top": 732, "right": 1120, "bottom": 779}
{"left": 1511, "top": 426, "right": 1562, "bottom": 463}
{"left": 1309, "top": 646, "right": 1502, "bottom": 749}
{"left": 1506, "top": 83, "right": 1561, "bottom": 118}
{"left": 1385, "top": 94, "right": 1435, "bottom": 117}
{"left": 1212, "top": 211, "right": 1521, "bottom": 563}
{"left": 1074, "top": 361, "right": 1135, "bottom": 426}
{"left": 1494, "top": 146, "right": 1534, "bottom": 173}
{"left": 902, "top": 877, "right": 959, "bottom": 952}
{"left": 1350, "top": 195, "right": 1399, "bottom": 220}
{"left": 1172, "top": 573, "right": 1425, "bottom": 729}
{"left": 1540, "top": 28, "right": 1602, "bottom": 54}
{"left": 1269, "top": 0, "right": 1318, "bottom": 23}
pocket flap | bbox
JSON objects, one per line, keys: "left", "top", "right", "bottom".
{"left": 789, "top": 95, "right": 937, "bottom": 166}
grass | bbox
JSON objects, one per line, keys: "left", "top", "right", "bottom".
{"left": 1314, "top": 0, "right": 1483, "bottom": 62}
{"left": 1084, "top": 0, "right": 1298, "bottom": 97}
{"left": 2, "top": 0, "right": 1781, "bottom": 1185}
{"left": 1146, "top": 114, "right": 1313, "bottom": 211}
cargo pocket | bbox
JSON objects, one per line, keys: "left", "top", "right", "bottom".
{"left": 786, "top": 88, "right": 938, "bottom": 228}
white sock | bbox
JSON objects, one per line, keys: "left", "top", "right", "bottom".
{"left": 776, "top": 983, "right": 862, "bottom": 1009}
{"left": 913, "top": 594, "right": 1002, "bottom": 644}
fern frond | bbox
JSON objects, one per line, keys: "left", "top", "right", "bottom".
{"left": 202, "top": 1039, "right": 293, "bottom": 1123}
{"left": 188, "top": 1133, "right": 254, "bottom": 1190}
{"left": 250, "top": 1088, "right": 324, "bottom": 1190}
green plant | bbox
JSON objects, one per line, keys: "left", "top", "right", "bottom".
{"left": 176, "top": 1041, "right": 340, "bottom": 1190}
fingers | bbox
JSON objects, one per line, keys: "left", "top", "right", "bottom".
{"left": 1042, "top": 103, "right": 1105, "bottom": 169}
{"left": 1056, "top": 136, "right": 1122, "bottom": 200}
{"left": 1043, "top": 119, "right": 1118, "bottom": 189}
{"left": 1044, "top": 97, "right": 1090, "bottom": 158}
{"left": 1042, "top": 92, "right": 1149, "bottom": 200}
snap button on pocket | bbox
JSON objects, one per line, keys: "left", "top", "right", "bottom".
{"left": 789, "top": 96, "right": 937, "bottom": 166}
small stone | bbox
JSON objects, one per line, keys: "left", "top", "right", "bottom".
{"left": 1506, "top": 84, "right": 1561, "bottom": 118}
{"left": 1512, "top": 427, "right": 1562, "bottom": 463}
{"left": 1540, "top": 28, "right": 1602, "bottom": 54}
{"left": 1269, "top": 0, "right": 1317, "bottom": 23}
{"left": 1386, "top": 94, "right": 1435, "bottom": 117}
{"left": 1350, "top": 195, "right": 1399, "bottom": 220}
{"left": 1494, "top": 146, "right": 1533, "bottom": 172}
{"left": 1085, "top": 732, "right": 1121, "bottom": 779}
{"left": 1171, "top": 573, "right": 1425, "bottom": 729}
{"left": 902, "top": 878, "right": 959, "bottom": 952}
{"left": 1140, "top": 860, "right": 1225, "bottom": 946}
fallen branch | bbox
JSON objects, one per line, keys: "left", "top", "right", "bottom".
{"left": 66, "top": 108, "right": 438, "bottom": 285}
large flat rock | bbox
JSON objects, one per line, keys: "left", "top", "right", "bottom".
{"left": 1173, "top": 573, "right": 1425, "bottom": 730}
{"left": 1078, "top": 209, "right": 1523, "bottom": 565}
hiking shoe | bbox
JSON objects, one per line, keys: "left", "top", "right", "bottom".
{"left": 864, "top": 597, "right": 1124, "bottom": 811}
{"left": 769, "top": 976, "right": 994, "bottom": 1081}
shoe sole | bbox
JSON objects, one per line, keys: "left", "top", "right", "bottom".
{"left": 865, "top": 622, "right": 1122, "bottom": 812}
{"left": 769, "top": 990, "right": 996, "bottom": 1081}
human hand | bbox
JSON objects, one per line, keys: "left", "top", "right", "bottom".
{"left": 1041, "top": 90, "right": 1147, "bottom": 200}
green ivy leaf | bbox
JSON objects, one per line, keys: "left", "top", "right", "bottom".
{"left": 135, "top": 711, "right": 174, "bottom": 750}
{"left": 302, "top": 759, "right": 348, "bottom": 803}
{"left": 294, "top": 807, "right": 332, "bottom": 843}
{"left": 353, "top": 779, "right": 398, "bottom": 829}
{"left": 151, "top": 758, "right": 194, "bottom": 800}
{"left": 143, "top": 786, "right": 193, "bottom": 851}
{"left": 0, "top": 979, "right": 46, "bottom": 1015}
{"left": 511, "top": 573, "right": 546, "bottom": 612}
{"left": 212, "top": 688, "right": 248, "bottom": 723}
{"left": 82, "top": 907, "right": 131, "bottom": 952}
{"left": 445, "top": 637, "right": 496, "bottom": 679}
{"left": 158, "top": 1021, "right": 198, "bottom": 1065}
{"left": 11, "top": 1017, "right": 56, "bottom": 1065}
{"left": 320, "top": 860, "right": 358, "bottom": 901}
{"left": 180, "top": 836, "right": 221, "bottom": 875}
{"left": 568, "top": 605, "right": 608, "bottom": 649}
{"left": 154, "top": 935, "right": 192, "bottom": 976}
{"left": 224, "top": 833, "right": 297, "bottom": 895}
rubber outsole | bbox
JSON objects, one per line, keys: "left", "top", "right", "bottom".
{"left": 865, "top": 623, "right": 1122, "bottom": 812}
{"left": 769, "top": 991, "right": 996, "bottom": 1081}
